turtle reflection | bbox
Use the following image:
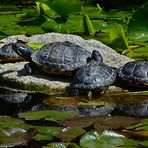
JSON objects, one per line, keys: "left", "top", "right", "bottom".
{"left": 31, "top": 104, "right": 116, "bottom": 116}
{"left": 118, "top": 101, "right": 148, "bottom": 117}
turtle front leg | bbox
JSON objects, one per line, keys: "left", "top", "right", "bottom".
{"left": 24, "top": 63, "right": 34, "bottom": 75}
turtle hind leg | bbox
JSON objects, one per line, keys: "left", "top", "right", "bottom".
{"left": 69, "top": 88, "right": 79, "bottom": 96}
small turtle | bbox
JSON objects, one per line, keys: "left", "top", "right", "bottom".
{"left": 117, "top": 61, "right": 148, "bottom": 88}
{"left": 12, "top": 41, "right": 92, "bottom": 76}
{"left": 0, "top": 43, "right": 27, "bottom": 62}
{"left": 70, "top": 51, "right": 117, "bottom": 98}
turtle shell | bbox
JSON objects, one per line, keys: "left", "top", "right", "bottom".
{"left": 31, "top": 42, "right": 91, "bottom": 75}
{"left": 0, "top": 43, "right": 25, "bottom": 62}
{"left": 118, "top": 61, "right": 148, "bottom": 87}
{"left": 71, "top": 61, "right": 117, "bottom": 90}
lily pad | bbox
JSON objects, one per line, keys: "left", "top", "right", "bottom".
{"left": 19, "top": 110, "right": 79, "bottom": 121}
{"left": 0, "top": 128, "right": 33, "bottom": 147}
{"left": 43, "top": 142, "right": 68, "bottom": 148}
{"left": 57, "top": 127, "right": 86, "bottom": 142}
{"left": 62, "top": 116, "right": 110, "bottom": 128}
{"left": 109, "top": 24, "right": 128, "bottom": 53}
{"left": 128, "top": 2, "right": 148, "bottom": 43}
{"left": 80, "top": 130, "right": 139, "bottom": 148}
{"left": 94, "top": 116, "right": 140, "bottom": 132}
{"left": 124, "top": 46, "right": 148, "bottom": 60}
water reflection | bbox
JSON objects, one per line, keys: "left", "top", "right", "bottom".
{"left": 0, "top": 87, "right": 148, "bottom": 117}
{"left": 118, "top": 101, "right": 148, "bottom": 117}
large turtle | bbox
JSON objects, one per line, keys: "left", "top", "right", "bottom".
{"left": 0, "top": 43, "right": 28, "bottom": 62}
{"left": 117, "top": 61, "right": 148, "bottom": 88}
{"left": 12, "top": 41, "right": 93, "bottom": 76}
{"left": 70, "top": 51, "right": 117, "bottom": 98}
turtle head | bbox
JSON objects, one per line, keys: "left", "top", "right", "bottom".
{"left": 12, "top": 43, "right": 34, "bottom": 61}
{"left": 91, "top": 50, "right": 103, "bottom": 62}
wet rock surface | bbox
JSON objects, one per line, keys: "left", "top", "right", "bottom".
{"left": 0, "top": 33, "right": 133, "bottom": 93}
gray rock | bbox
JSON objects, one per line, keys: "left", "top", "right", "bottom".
{"left": 0, "top": 33, "right": 133, "bottom": 93}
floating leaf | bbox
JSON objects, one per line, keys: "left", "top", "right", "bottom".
{"left": 128, "top": 2, "right": 148, "bottom": 43}
{"left": 140, "top": 141, "right": 148, "bottom": 147}
{"left": 19, "top": 110, "right": 79, "bottom": 121}
{"left": 26, "top": 43, "right": 45, "bottom": 51}
{"left": 0, "top": 116, "right": 29, "bottom": 131}
{"left": 94, "top": 116, "right": 140, "bottom": 132}
{"left": 124, "top": 46, "right": 148, "bottom": 60}
{"left": 43, "top": 142, "right": 68, "bottom": 148}
{"left": 57, "top": 127, "right": 86, "bottom": 142}
{"left": 34, "top": 126, "right": 62, "bottom": 136}
{"left": 109, "top": 24, "right": 128, "bottom": 53}
{"left": 0, "top": 129, "right": 33, "bottom": 147}
{"left": 47, "top": 0, "right": 81, "bottom": 16}
{"left": 127, "top": 119, "right": 148, "bottom": 131}
{"left": 84, "top": 14, "right": 95, "bottom": 36}
{"left": 60, "top": 15, "right": 84, "bottom": 34}
{"left": 41, "top": 19, "right": 61, "bottom": 32}
{"left": 39, "top": 2, "right": 58, "bottom": 19}
{"left": 80, "top": 130, "right": 139, "bottom": 148}
{"left": 32, "top": 133, "right": 53, "bottom": 141}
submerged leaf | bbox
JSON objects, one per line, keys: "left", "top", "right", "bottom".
{"left": 128, "top": 2, "right": 148, "bottom": 43}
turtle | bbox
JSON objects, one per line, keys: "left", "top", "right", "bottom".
{"left": 12, "top": 41, "right": 94, "bottom": 76}
{"left": 70, "top": 51, "right": 117, "bottom": 98}
{"left": 117, "top": 61, "right": 148, "bottom": 88}
{"left": 0, "top": 43, "right": 28, "bottom": 62}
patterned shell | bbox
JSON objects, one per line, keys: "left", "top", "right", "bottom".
{"left": 118, "top": 61, "right": 148, "bottom": 86}
{"left": 31, "top": 42, "right": 91, "bottom": 72}
{"left": 71, "top": 62, "right": 117, "bottom": 89}
{"left": 0, "top": 43, "right": 24, "bottom": 62}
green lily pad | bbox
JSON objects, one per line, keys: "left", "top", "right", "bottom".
{"left": 47, "top": 0, "right": 81, "bottom": 16}
{"left": 0, "top": 116, "right": 30, "bottom": 131}
{"left": 140, "top": 141, "right": 148, "bottom": 147}
{"left": 124, "top": 46, "right": 148, "bottom": 60}
{"left": 109, "top": 24, "right": 128, "bottom": 53}
{"left": 94, "top": 116, "right": 140, "bottom": 132}
{"left": 0, "top": 128, "right": 32, "bottom": 147}
{"left": 32, "top": 133, "right": 53, "bottom": 141}
{"left": 128, "top": 2, "right": 148, "bottom": 43}
{"left": 26, "top": 43, "right": 45, "bottom": 51}
{"left": 127, "top": 119, "right": 148, "bottom": 131}
{"left": 19, "top": 110, "right": 79, "bottom": 121}
{"left": 57, "top": 127, "right": 86, "bottom": 142}
{"left": 41, "top": 19, "right": 61, "bottom": 32}
{"left": 34, "top": 126, "right": 62, "bottom": 136}
{"left": 80, "top": 130, "right": 139, "bottom": 148}
{"left": 43, "top": 142, "right": 68, "bottom": 148}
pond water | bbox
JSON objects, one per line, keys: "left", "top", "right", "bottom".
{"left": 0, "top": 86, "right": 148, "bottom": 147}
